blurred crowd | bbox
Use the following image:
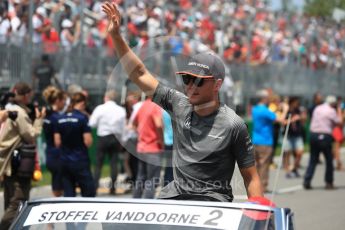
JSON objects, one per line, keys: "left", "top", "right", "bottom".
{"left": 1, "top": 0, "right": 345, "bottom": 226}
{"left": 251, "top": 89, "right": 345, "bottom": 192}
{"left": 1, "top": 0, "right": 345, "bottom": 73}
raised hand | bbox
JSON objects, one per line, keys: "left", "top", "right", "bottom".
{"left": 35, "top": 107, "right": 46, "bottom": 119}
{"left": 102, "top": 1, "right": 122, "bottom": 36}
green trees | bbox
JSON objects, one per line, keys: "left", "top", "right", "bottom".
{"left": 304, "top": 0, "right": 345, "bottom": 17}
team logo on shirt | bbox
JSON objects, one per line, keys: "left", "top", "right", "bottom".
{"left": 184, "top": 116, "right": 191, "bottom": 129}
{"left": 207, "top": 134, "right": 223, "bottom": 140}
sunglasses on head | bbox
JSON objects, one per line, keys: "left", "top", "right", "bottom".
{"left": 181, "top": 75, "right": 215, "bottom": 87}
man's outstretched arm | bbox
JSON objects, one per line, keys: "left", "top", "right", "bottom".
{"left": 102, "top": 2, "right": 159, "bottom": 95}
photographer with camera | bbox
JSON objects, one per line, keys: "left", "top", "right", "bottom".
{"left": 0, "top": 82, "right": 46, "bottom": 229}
{"left": 0, "top": 92, "right": 17, "bottom": 127}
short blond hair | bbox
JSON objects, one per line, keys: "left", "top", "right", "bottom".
{"left": 42, "top": 86, "right": 65, "bottom": 105}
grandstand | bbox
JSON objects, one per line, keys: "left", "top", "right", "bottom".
{"left": 0, "top": 0, "right": 344, "bottom": 106}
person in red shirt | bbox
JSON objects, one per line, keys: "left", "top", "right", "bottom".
{"left": 42, "top": 22, "right": 60, "bottom": 55}
{"left": 179, "top": 0, "right": 192, "bottom": 10}
{"left": 199, "top": 17, "right": 215, "bottom": 45}
{"left": 132, "top": 96, "right": 163, "bottom": 198}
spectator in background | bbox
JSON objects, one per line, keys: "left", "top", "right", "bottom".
{"left": 308, "top": 92, "right": 324, "bottom": 165}
{"left": 122, "top": 91, "right": 141, "bottom": 187}
{"left": 42, "top": 86, "right": 66, "bottom": 197}
{"left": 132, "top": 96, "right": 163, "bottom": 199}
{"left": 271, "top": 33, "right": 285, "bottom": 63}
{"left": 332, "top": 97, "right": 344, "bottom": 171}
{"left": 41, "top": 19, "right": 60, "bottom": 55}
{"left": 32, "top": 7, "right": 50, "bottom": 46}
{"left": 283, "top": 97, "right": 307, "bottom": 178}
{"left": 66, "top": 84, "right": 83, "bottom": 97}
{"left": 10, "top": 11, "right": 28, "bottom": 47}
{"left": 268, "top": 94, "right": 283, "bottom": 169}
{"left": 0, "top": 7, "right": 11, "bottom": 72}
{"left": 304, "top": 95, "right": 343, "bottom": 190}
{"left": 88, "top": 90, "right": 126, "bottom": 195}
{"left": 79, "top": 88, "right": 92, "bottom": 117}
{"left": 72, "top": 15, "right": 81, "bottom": 46}
{"left": 62, "top": 83, "right": 83, "bottom": 113}
{"left": 59, "top": 3, "right": 73, "bottom": 28}
{"left": 309, "top": 92, "right": 323, "bottom": 119}
{"left": 60, "top": 18, "right": 75, "bottom": 87}
{"left": 1, "top": 0, "right": 344, "bottom": 74}
{"left": 33, "top": 54, "right": 60, "bottom": 103}
{"left": 8, "top": 0, "right": 22, "bottom": 23}
{"left": 332, "top": 48, "right": 343, "bottom": 74}
{"left": 9, "top": 11, "right": 28, "bottom": 78}
{"left": 54, "top": 92, "right": 96, "bottom": 198}
{"left": 252, "top": 89, "right": 287, "bottom": 192}
{"left": 0, "top": 7, "right": 11, "bottom": 44}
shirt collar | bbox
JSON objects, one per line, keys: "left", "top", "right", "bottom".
{"left": 105, "top": 100, "right": 117, "bottom": 105}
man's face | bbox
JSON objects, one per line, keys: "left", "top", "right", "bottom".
{"left": 291, "top": 100, "right": 299, "bottom": 109}
{"left": 79, "top": 101, "right": 86, "bottom": 111}
{"left": 182, "top": 75, "right": 218, "bottom": 105}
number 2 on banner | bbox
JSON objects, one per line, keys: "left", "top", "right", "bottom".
{"left": 204, "top": 210, "right": 223, "bottom": 226}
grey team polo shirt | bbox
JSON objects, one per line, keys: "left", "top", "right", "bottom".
{"left": 153, "top": 84, "right": 255, "bottom": 202}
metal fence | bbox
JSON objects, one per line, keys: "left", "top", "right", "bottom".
{"left": 229, "top": 63, "right": 345, "bottom": 99}
{"left": 0, "top": 43, "right": 116, "bottom": 102}
{"left": 1, "top": 43, "right": 344, "bottom": 107}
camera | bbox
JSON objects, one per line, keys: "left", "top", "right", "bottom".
{"left": 33, "top": 100, "right": 52, "bottom": 117}
{"left": 0, "top": 92, "right": 18, "bottom": 121}
{"left": 7, "top": 111, "right": 18, "bottom": 121}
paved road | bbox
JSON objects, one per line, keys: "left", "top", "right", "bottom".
{"left": 1, "top": 150, "right": 345, "bottom": 230}
{"left": 266, "top": 154, "right": 345, "bottom": 230}
{"left": 231, "top": 150, "right": 345, "bottom": 230}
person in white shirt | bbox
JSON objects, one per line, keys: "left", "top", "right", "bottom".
{"left": 0, "top": 11, "right": 11, "bottom": 44}
{"left": 0, "top": 9, "right": 11, "bottom": 72}
{"left": 60, "top": 18, "right": 74, "bottom": 87}
{"left": 0, "top": 7, "right": 11, "bottom": 73}
{"left": 60, "top": 19, "right": 74, "bottom": 52}
{"left": 88, "top": 90, "right": 126, "bottom": 195}
{"left": 32, "top": 7, "right": 47, "bottom": 44}
{"left": 10, "top": 13, "right": 28, "bottom": 47}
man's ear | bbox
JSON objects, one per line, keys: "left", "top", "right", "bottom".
{"left": 214, "top": 79, "right": 223, "bottom": 92}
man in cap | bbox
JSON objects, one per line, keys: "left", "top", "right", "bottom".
{"left": 102, "top": 2, "right": 263, "bottom": 201}
{"left": 304, "top": 95, "right": 343, "bottom": 190}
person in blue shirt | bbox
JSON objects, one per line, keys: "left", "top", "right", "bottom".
{"left": 42, "top": 86, "right": 66, "bottom": 197}
{"left": 252, "top": 90, "right": 287, "bottom": 192}
{"left": 54, "top": 92, "right": 96, "bottom": 197}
